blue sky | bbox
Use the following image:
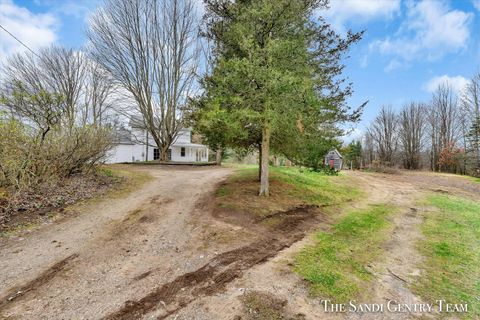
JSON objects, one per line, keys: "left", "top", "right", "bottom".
{"left": 1, "top": 0, "right": 480, "bottom": 141}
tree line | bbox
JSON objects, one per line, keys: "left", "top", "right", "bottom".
{"left": 354, "top": 72, "right": 480, "bottom": 177}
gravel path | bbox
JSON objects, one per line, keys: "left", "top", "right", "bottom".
{"left": 0, "top": 165, "right": 232, "bottom": 319}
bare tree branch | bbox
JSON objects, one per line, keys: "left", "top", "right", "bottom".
{"left": 87, "top": 0, "right": 200, "bottom": 161}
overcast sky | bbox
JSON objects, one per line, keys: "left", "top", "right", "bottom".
{"left": 1, "top": 0, "right": 480, "bottom": 142}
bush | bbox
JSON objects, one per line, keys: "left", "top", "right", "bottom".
{"left": 0, "top": 116, "right": 113, "bottom": 190}
{"left": 309, "top": 165, "right": 339, "bottom": 176}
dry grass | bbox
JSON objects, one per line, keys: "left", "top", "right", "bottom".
{"left": 241, "top": 291, "right": 305, "bottom": 320}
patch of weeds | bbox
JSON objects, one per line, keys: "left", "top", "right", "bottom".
{"left": 294, "top": 204, "right": 396, "bottom": 302}
{"left": 241, "top": 291, "right": 305, "bottom": 320}
{"left": 414, "top": 194, "right": 480, "bottom": 319}
{"left": 216, "top": 185, "right": 229, "bottom": 197}
{"left": 467, "top": 176, "right": 480, "bottom": 183}
{"left": 98, "top": 168, "right": 115, "bottom": 177}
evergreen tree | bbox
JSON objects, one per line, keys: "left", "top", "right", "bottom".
{"left": 196, "top": 0, "right": 363, "bottom": 195}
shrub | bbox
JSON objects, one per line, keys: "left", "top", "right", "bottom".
{"left": 0, "top": 116, "right": 113, "bottom": 190}
{"left": 309, "top": 165, "right": 339, "bottom": 176}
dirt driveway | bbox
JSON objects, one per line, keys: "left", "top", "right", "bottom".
{"left": 0, "top": 167, "right": 478, "bottom": 320}
{"left": 0, "top": 165, "right": 233, "bottom": 319}
{"left": 165, "top": 170, "right": 479, "bottom": 320}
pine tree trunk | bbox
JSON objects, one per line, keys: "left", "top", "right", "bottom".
{"left": 258, "top": 144, "right": 262, "bottom": 182}
{"left": 216, "top": 149, "right": 222, "bottom": 165}
{"left": 259, "top": 123, "right": 270, "bottom": 196}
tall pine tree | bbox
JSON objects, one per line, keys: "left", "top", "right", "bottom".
{"left": 196, "top": 0, "right": 362, "bottom": 195}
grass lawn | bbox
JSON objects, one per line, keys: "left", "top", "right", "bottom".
{"left": 414, "top": 194, "right": 480, "bottom": 319}
{"left": 98, "top": 164, "right": 152, "bottom": 197}
{"left": 466, "top": 176, "right": 480, "bottom": 183}
{"left": 216, "top": 165, "right": 361, "bottom": 218}
{"left": 294, "top": 204, "right": 396, "bottom": 302}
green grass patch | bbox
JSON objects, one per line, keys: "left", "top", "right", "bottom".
{"left": 215, "top": 165, "right": 361, "bottom": 218}
{"left": 466, "top": 176, "right": 480, "bottom": 183}
{"left": 273, "top": 167, "right": 361, "bottom": 208}
{"left": 294, "top": 204, "right": 396, "bottom": 302}
{"left": 415, "top": 194, "right": 480, "bottom": 319}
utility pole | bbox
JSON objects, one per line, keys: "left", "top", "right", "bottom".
{"left": 146, "top": 131, "right": 149, "bottom": 161}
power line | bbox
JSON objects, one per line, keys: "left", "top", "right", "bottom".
{"left": 0, "top": 24, "right": 41, "bottom": 58}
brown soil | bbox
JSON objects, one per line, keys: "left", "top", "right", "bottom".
{"left": 0, "top": 173, "right": 121, "bottom": 232}
{"left": 241, "top": 291, "right": 306, "bottom": 320}
{"left": 171, "top": 170, "right": 479, "bottom": 320}
{"left": 0, "top": 253, "right": 79, "bottom": 309}
{"left": 0, "top": 166, "right": 477, "bottom": 320}
{"left": 103, "top": 205, "right": 325, "bottom": 320}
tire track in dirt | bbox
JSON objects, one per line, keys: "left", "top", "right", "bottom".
{"left": 347, "top": 172, "right": 431, "bottom": 320}
{"left": 0, "top": 166, "right": 234, "bottom": 320}
{"left": 0, "top": 253, "right": 79, "bottom": 311}
{"left": 103, "top": 205, "right": 326, "bottom": 320}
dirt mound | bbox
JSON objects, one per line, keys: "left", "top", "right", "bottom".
{"left": 103, "top": 206, "right": 324, "bottom": 319}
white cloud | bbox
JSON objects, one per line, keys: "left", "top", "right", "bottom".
{"left": 384, "top": 59, "right": 405, "bottom": 72}
{"left": 33, "top": 0, "right": 99, "bottom": 21}
{"left": 424, "top": 75, "right": 469, "bottom": 94}
{"left": 0, "top": 0, "right": 58, "bottom": 61}
{"left": 370, "top": 0, "right": 473, "bottom": 70}
{"left": 473, "top": 0, "right": 480, "bottom": 11}
{"left": 321, "top": 0, "right": 400, "bottom": 33}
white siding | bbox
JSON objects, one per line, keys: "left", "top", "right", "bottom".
{"left": 106, "top": 145, "right": 134, "bottom": 163}
{"left": 107, "top": 128, "right": 209, "bottom": 163}
{"left": 170, "top": 146, "right": 209, "bottom": 162}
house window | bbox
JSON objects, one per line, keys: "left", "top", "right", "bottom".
{"left": 153, "top": 148, "right": 159, "bottom": 160}
{"left": 181, "top": 147, "right": 186, "bottom": 157}
{"left": 167, "top": 149, "right": 172, "bottom": 160}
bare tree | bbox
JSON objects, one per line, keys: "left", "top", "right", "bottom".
{"left": 367, "top": 105, "right": 398, "bottom": 166}
{"left": 40, "top": 46, "right": 87, "bottom": 128}
{"left": 427, "top": 83, "right": 461, "bottom": 171}
{"left": 461, "top": 71, "right": 480, "bottom": 175}
{"left": 398, "top": 102, "right": 426, "bottom": 169}
{"left": 0, "top": 82, "right": 66, "bottom": 142}
{"left": 361, "top": 131, "right": 375, "bottom": 167}
{"left": 1, "top": 45, "right": 115, "bottom": 129}
{"left": 83, "top": 61, "right": 117, "bottom": 126}
{"left": 87, "top": 0, "right": 199, "bottom": 161}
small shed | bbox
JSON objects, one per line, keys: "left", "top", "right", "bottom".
{"left": 324, "top": 148, "right": 343, "bottom": 170}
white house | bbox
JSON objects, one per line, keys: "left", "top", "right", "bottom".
{"left": 106, "top": 119, "right": 209, "bottom": 163}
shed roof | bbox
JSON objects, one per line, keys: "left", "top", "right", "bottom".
{"left": 325, "top": 148, "right": 343, "bottom": 159}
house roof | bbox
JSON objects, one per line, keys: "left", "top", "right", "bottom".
{"left": 113, "top": 128, "right": 134, "bottom": 145}
{"left": 172, "top": 142, "right": 207, "bottom": 148}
